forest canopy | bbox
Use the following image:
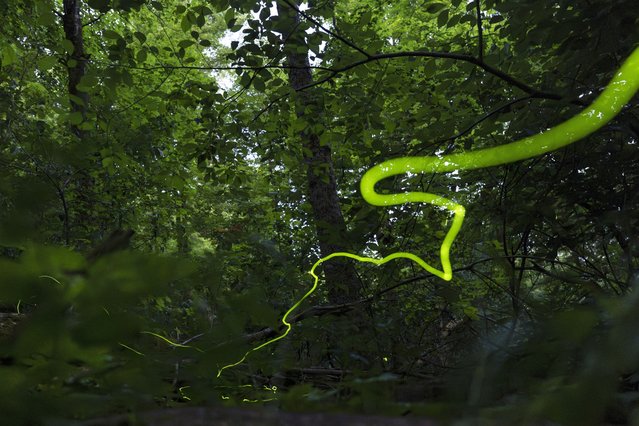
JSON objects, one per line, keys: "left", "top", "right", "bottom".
{"left": 1, "top": 0, "right": 638, "bottom": 425}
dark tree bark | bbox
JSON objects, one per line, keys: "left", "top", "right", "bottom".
{"left": 86, "top": 229, "right": 135, "bottom": 263}
{"left": 62, "top": 0, "right": 94, "bottom": 249}
{"left": 62, "top": 0, "right": 89, "bottom": 130}
{"left": 278, "top": 2, "right": 360, "bottom": 304}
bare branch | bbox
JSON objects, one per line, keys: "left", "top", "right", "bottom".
{"left": 430, "top": 95, "right": 534, "bottom": 147}
{"left": 82, "top": 13, "right": 104, "bottom": 27}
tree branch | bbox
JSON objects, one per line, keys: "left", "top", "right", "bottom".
{"left": 420, "top": 95, "right": 534, "bottom": 152}
{"left": 218, "top": 251, "right": 621, "bottom": 350}
{"left": 104, "top": 50, "right": 584, "bottom": 112}
{"left": 249, "top": 50, "right": 584, "bottom": 121}
{"left": 82, "top": 13, "right": 104, "bottom": 27}
{"left": 306, "top": 50, "right": 581, "bottom": 104}
{"left": 233, "top": 273, "right": 434, "bottom": 345}
{"left": 277, "top": 0, "right": 371, "bottom": 58}
{"left": 260, "top": 2, "right": 570, "bottom": 102}
{"left": 99, "top": 62, "right": 334, "bottom": 72}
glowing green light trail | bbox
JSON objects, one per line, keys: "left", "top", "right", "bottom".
{"left": 141, "top": 331, "right": 204, "bottom": 352}
{"left": 217, "top": 47, "right": 639, "bottom": 377}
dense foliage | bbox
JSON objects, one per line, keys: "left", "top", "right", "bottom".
{"left": 1, "top": 0, "right": 638, "bottom": 424}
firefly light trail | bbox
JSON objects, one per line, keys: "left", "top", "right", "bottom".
{"left": 217, "top": 46, "right": 639, "bottom": 377}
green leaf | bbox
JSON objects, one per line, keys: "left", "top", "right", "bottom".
{"left": 199, "top": 39, "right": 211, "bottom": 47}
{"left": 69, "top": 94, "right": 86, "bottom": 107}
{"left": 103, "top": 29, "right": 121, "bottom": 40}
{"left": 1, "top": 45, "right": 18, "bottom": 67}
{"left": 463, "top": 305, "right": 479, "bottom": 320}
{"left": 176, "top": 5, "right": 187, "bottom": 14}
{"left": 426, "top": 2, "right": 446, "bottom": 13}
{"left": 78, "top": 121, "right": 94, "bottom": 131}
{"left": 237, "top": 72, "right": 251, "bottom": 88}
{"left": 196, "top": 14, "right": 205, "bottom": 27}
{"left": 77, "top": 73, "right": 99, "bottom": 91}
{"left": 181, "top": 15, "right": 191, "bottom": 32}
{"left": 259, "top": 6, "right": 270, "bottom": 21}
{"left": 102, "top": 156, "right": 113, "bottom": 171}
{"left": 37, "top": 55, "right": 57, "bottom": 70}
{"left": 136, "top": 48, "right": 147, "bottom": 62}
{"left": 446, "top": 12, "right": 461, "bottom": 27}
{"left": 68, "top": 112, "right": 84, "bottom": 125}
{"left": 253, "top": 77, "right": 265, "bottom": 92}
{"left": 36, "top": 1, "right": 57, "bottom": 25}
{"left": 134, "top": 31, "right": 146, "bottom": 43}
{"left": 224, "top": 8, "right": 235, "bottom": 26}
{"left": 121, "top": 70, "right": 133, "bottom": 85}
{"left": 438, "top": 9, "right": 449, "bottom": 27}
{"left": 292, "top": 117, "right": 307, "bottom": 132}
{"left": 178, "top": 40, "right": 195, "bottom": 48}
{"left": 87, "top": 0, "right": 110, "bottom": 12}
{"left": 114, "top": 0, "right": 144, "bottom": 11}
{"left": 359, "top": 10, "right": 372, "bottom": 25}
{"left": 200, "top": 6, "right": 212, "bottom": 16}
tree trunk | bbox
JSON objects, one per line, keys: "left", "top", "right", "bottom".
{"left": 62, "top": 0, "right": 88, "bottom": 130}
{"left": 62, "top": 0, "right": 93, "bottom": 249}
{"left": 278, "top": 2, "right": 360, "bottom": 304}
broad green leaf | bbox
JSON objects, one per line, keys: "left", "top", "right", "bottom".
{"left": 359, "top": 10, "right": 372, "bottom": 25}
{"left": 426, "top": 2, "right": 447, "bottom": 13}
{"left": 178, "top": 40, "right": 195, "bottom": 48}
{"left": 77, "top": 73, "right": 99, "bottom": 91}
{"left": 253, "top": 77, "right": 265, "bottom": 92}
{"left": 103, "top": 29, "right": 121, "bottom": 40}
{"left": 438, "top": 9, "right": 449, "bottom": 27}
{"left": 68, "top": 111, "right": 84, "bottom": 125}
{"left": 181, "top": 15, "right": 191, "bottom": 32}
{"left": 87, "top": 0, "right": 110, "bottom": 12}
{"left": 134, "top": 31, "right": 147, "bottom": 43}
{"left": 136, "top": 48, "right": 147, "bottom": 62}
{"left": 196, "top": 14, "right": 205, "bottom": 27}
{"left": 60, "top": 39, "right": 74, "bottom": 54}
{"left": 37, "top": 55, "right": 57, "bottom": 70}
{"left": 224, "top": 8, "right": 235, "bottom": 26}
{"left": 1, "top": 45, "right": 18, "bottom": 67}
{"left": 36, "top": 0, "right": 57, "bottom": 25}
